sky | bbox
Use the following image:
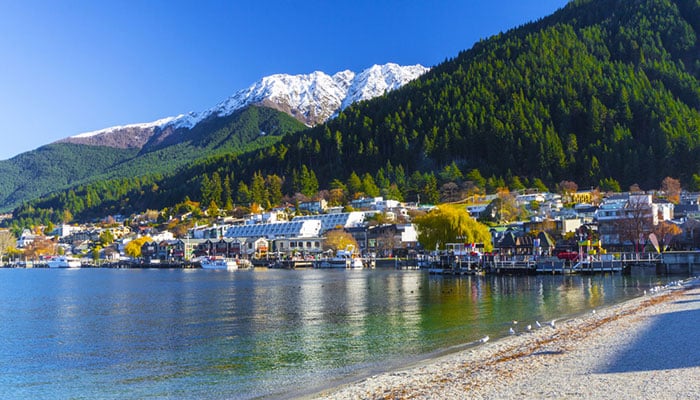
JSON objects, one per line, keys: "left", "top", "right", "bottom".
{"left": 0, "top": 0, "right": 569, "bottom": 160}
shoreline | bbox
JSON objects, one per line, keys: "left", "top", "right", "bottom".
{"left": 311, "top": 277, "right": 700, "bottom": 399}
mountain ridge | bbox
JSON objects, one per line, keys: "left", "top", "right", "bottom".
{"left": 57, "top": 63, "right": 428, "bottom": 150}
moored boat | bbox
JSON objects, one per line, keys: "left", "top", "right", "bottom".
{"left": 200, "top": 256, "right": 239, "bottom": 270}
{"left": 46, "top": 256, "right": 82, "bottom": 268}
{"left": 315, "top": 245, "right": 365, "bottom": 269}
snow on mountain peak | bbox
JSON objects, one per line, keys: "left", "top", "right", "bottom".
{"left": 71, "top": 116, "right": 178, "bottom": 139}
{"left": 60, "top": 63, "right": 429, "bottom": 147}
{"left": 165, "top": 62, "right": 429, "bottom": 128}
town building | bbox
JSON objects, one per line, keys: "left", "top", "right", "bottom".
{"left": 292, "top": 212, "right": 365, "bottom": 233}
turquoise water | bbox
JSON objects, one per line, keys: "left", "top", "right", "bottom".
{"left": 0, "top": 268, "right": 674, "bottom": 399}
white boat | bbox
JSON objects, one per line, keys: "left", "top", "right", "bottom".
{"left": 46, "top": 256, "right": 81, "bottom": 268}
{"left": 316, "top": 246, "right": 364, "bottom": 269}
{"left": 200, "top": 256, "right": 238, "bottom": 270}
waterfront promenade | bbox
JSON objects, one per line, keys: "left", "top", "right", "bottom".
{"left": 315, "top": 278, "right": 700, "bottom": 399}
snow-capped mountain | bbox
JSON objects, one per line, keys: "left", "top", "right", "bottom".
{"left": 60, "top": 63, "right": 428, "bottom": 148}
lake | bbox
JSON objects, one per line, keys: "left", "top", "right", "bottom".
{"left": 0, "top": 268, "right": 674, "bottom": 399}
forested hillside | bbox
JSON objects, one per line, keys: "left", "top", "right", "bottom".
{"left": 10, "top": 0, "right": 700, "bottom": 226}
{"left": 0, "top": 106, "right": 306, "bottom": 215}
{"left": 259, "top": 0, "right": 699, "bottom": 190}
{"left": 0, "top": 144, "right": 138, "bottom": 211}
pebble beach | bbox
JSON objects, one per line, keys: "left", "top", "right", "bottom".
{"left": 313, "top": 278, "right": 700, "bottom": 399}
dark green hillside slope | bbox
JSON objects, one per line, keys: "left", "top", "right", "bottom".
{"left": 98, "top": 106, "right": 307, "bottom": 180}
{"left": 0, "top": 106, "right": 306, "bottom": 214}
{"left": 10, "top": 107, "right": 307, "bottom": 222}
{"left": 0, "top": 144, "right": 138, "bottom": 212}
{"left": 255, "top": 0, "right": 698, "bottom": 190}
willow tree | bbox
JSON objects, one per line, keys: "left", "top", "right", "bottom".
{"left": 414, "top": 205, "right": 492, "bottom": 252}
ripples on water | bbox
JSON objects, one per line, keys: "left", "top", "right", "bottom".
{"left": 0, "top": 268, "right": 676, "bottom": 399}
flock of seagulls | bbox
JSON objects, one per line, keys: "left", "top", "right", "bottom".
{"left": 476, "top": 279, "right": 692, "bottom": 347}
{"left": 646, "top": 280, "right": 685, "bottom": 295}
{"left": 507, "top": 318, "right": 556, "bottom": 336}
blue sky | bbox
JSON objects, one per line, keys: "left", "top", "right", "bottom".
{"left": 0, "top": 0, "right": 568, "bottom": 160}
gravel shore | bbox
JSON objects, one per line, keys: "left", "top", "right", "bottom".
{"left": 313, "top": 278, "right": 700, "bottom": 399}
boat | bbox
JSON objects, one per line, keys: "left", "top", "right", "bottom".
{"left": 46, "top": 256, "right": 81, "bottom": 268}
{"left": 200, "top": 256, "right": 239, "bottom": 270}
{"left": 315, "top": 245, "right": 365, "bottom": 269}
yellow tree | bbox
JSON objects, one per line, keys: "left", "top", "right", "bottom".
{"left": 660, "top": 176, "right": 681, "bottom": 204}
{"left": 414, "top": 205, "right": 492, "bottom": 251}
{"left": 125, "top": 236, "right": 153, "bottom": 259}
{"left": 323, "top": 229, "right": 359, "bottom": 253}
{"left": 0, "top": 230, "right": 17, "bottom": 263}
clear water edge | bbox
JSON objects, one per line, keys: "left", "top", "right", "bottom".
{"left": 0, "top": 268, "right": 679, "bottom": 399}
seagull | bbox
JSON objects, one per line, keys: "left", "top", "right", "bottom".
{"left": 480, "top": 335, "right": 490, "bottom": 343}
{"left": 548, "top": 320, "right": 556, "bottom": 329}
{"left": 526, "top": 324, "right": 532, "bottom": 332}
{"left": 509, "top": 327, "right": 516, "bottom": 335}
{"left": 512, "top": 320, "right": 518, "bottom": 325}
{"left": 535, "top": 321, "right": 542, "bottom": 329}
{"left": 591, "top": 310, "right": 596, "bottom": 315}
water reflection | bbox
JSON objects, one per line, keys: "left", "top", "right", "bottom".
{"left": 0, "top": 269, "right": 681, "bottom": 399}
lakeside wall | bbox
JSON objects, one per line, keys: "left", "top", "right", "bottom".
{"left": 661, "top": 251, "right": 700, "bottom": 274}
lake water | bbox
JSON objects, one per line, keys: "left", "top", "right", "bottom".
{"left": 0, "top": 268, "right": 675, "bottom": 399}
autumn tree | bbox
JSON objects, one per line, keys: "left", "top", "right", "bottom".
{"left": 323, "top": 229, "right": 359, "bottom": 253}
{"left": 125, "top": 236, "right": 153, "bottom": 259}
{"left": 0, "top": 230, "right": 17, "bottom": 263}
{"left": 557, "top": 180, "right": 578, "bottom": 203}
{"left": 660, "top": 176, "right": 681, "bottom": 204}
{"left": 482, "top": 188, "right": 522, "bottom": 224}
{"left": 414, "top": 205, "right": 492, "bottom": 252}
{"left": 23, "top": 236, "right": 56, "bottom": 260}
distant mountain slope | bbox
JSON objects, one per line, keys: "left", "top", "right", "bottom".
{"left": 0, "top": 144, "right": 138, "bottom": 211}
{"left": 0, "top": 107, "right": 306, "bottom": 213}
{"left": 1, "top": 63, "right": 426, "bottom": 213}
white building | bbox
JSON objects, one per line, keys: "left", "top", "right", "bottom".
{"left": 224, "top": 220, "right": 322, "bottom": 240}
{"left": 292, "top": 212, "right": 366, "bottom": 233}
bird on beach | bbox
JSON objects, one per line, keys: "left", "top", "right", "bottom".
{"left": 480, "top": 336, "right": 490, "bottom": 343}
{"left": 512, "top": 320, "right": 518, "bottom": 325}
{"left": 526, "top": 324, "right": 532, "bottom": 332}
{"left": 591, "top": 310, "right": 596, "bottom": 315}
{"left": 509, "top": 327, "right": 516, "bottom": 335}
{"left": 548, "top": 320, "right": 556, "bottom": 329}
{"left": 535, "top": 320, "right": 542, "bottom": 329}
